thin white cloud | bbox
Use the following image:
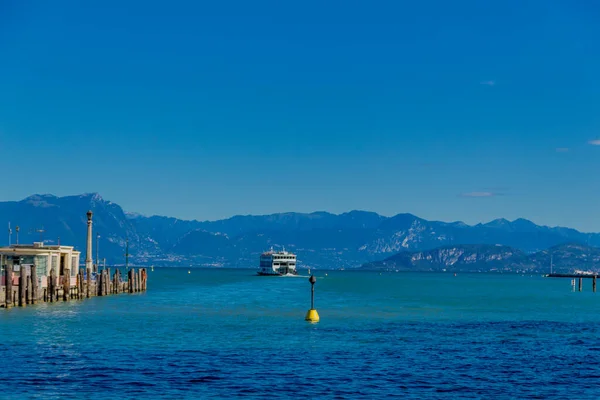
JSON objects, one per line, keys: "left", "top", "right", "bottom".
{"left": 588, "top": 139, "right": 600, "bottom": 146}
{"left": 460, "top": 191, "right": 498, "bottom": 198}
{"left": 556, "top": 147, "right": 569, "bottom": 152}
{"left": 480, "top": 80, "right": 495, "bottom": 86}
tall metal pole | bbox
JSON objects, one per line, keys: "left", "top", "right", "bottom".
{"left": 96, "top": 233, "right": 100, "bottom": 270}
{"left": 311, "top": 277, "right": 315, "bottom": 309}
{"left": 8, "top": 222, "right": 11, "bottom": 246}
{"left": 125, "top": 239, "right": 129, "bottom": 271}
{"left": 15, "top": 226, "right": 19, "bottom": 245}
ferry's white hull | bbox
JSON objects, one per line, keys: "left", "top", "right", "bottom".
{"left": 257, "top": 269, "right": 298, "bottom": 276}
{"left": 258, "top": 249, "right": 298, "bottom": 276}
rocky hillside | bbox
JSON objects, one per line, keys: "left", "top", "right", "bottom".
{"left": 361, "top": 243, "right": 600, "bottom": 274}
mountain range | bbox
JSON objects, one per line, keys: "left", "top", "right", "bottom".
{"left": 360, "top": 243, "right": 600, "bottom": 274}
{"left": 1, "top": 193, "right": 600, "bottom": 271}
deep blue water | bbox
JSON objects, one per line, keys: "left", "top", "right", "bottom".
{"left": 1, "top": 268, "right": 600, "bottom": 399}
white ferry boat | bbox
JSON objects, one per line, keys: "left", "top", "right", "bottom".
{"left": 257, "top": 248, "right": 298, "bottom": 276}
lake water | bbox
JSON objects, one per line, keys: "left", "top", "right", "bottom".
{"left": 1, "top": 268, "right": 599, "bottom": 399}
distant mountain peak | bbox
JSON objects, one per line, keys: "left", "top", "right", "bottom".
{"left": 485, "top": 218, "right": 511, "bottom": 227}
{"left": 22, "top": 193, "right": 57, "bottom": 201}
{"left": 125, "top": 211, "right": 146, "bottom": 219}
{"left": 81, "top": 192, "right": 103, "bottom": 201}
{"left": 21, "top": 194, "right": 58, "bottom": 208}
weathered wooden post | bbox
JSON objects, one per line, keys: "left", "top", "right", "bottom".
{"left": 79, "top": 269, "right": 84, "bottom": 299}
{"left": 63, "top": 269, "right": 70, "bottom": 301}
{"left": 76, "top": 269, "right": 80, "bottom": 299}
{"left": 99, "top": 270, "right": 105, "bottom": 296}
{"left": 133, "top": 268, "right": 137, "bottom": 293}
{"left": 26, "top": 273, "right": 31, "bottom": 305}
{"left": 49, "top": 267, "right": 56, "bottom": 302}
{"left": 102, "top": 269, "right": 106, "bottom": 295}
{"left": 128, "top": 269, "right": 133, "bottom": 293}
{"left": 105, "top": 268, "right": 110, "bottom": 295}
{"left": 18, "top": 266, "right": 26, "bottom": 307}
{"left": 5, "top": 266, "right": 12, "bottom": 309}
{"left": 31, "top": 264, "right": 38, "bottom": 304}
{"left": 594, "top": 276, "right": 597, "bottom": 293}
{"left": 136, "top": 269, "right": 141, "bottom": 292}
{"left": 114, "top": 270, "right": 118, "bottom": 294}
{"left": 579, "top": 277, "right": 583, "bottom": 292}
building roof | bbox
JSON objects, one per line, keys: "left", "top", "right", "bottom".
{"left": 0, "top": 243, "right": 80, "bottom": 254}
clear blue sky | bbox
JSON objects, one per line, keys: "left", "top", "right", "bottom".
{"left": 1, "top": 1, "right": 599, "bottom": 230}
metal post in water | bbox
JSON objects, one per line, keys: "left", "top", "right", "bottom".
{"left": 305, "top": 275, "right": 319, "bottom": 322}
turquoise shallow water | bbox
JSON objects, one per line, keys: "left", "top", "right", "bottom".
{"left": 1, "top": 268, "right": 600, "bottom": 399}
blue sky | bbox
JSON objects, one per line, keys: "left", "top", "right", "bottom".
{"left": 0, "top": 1, "right": 599, "bottom": 230}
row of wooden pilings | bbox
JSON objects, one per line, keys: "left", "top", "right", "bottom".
{"left": 574, "top": 275, "right": 597, "bottom": 292}
{"left": 2, "top": 266, "right": 147, "bottom": 309}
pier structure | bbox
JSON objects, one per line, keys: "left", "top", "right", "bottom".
{"left": 547, "top": 273, "right": 598, "bottom": 292}
{"left": 0, "top": 211, "right": 148, "bottom": 308}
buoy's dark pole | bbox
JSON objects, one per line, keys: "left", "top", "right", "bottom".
{"left": 310, "top": 275, "right": 315, "bottom": 309}
{"left": 305, "top": 275, "right": 319, "bottom": 322}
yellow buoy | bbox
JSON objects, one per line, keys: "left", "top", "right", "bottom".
{"left": 188, "top": 270, "right": 191, "bottom": 274}
{"left": 305, "top": 308, "right": 320, "bottom": 323}
{"left": 305, "top": 275, "right": 319, "bottom": 323}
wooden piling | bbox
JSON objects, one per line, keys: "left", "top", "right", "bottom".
{"left": 113, "top": 270, "right": 118, "bottom": 294}
{"left": 99, "top": 270, "right": 104, "bottom": 296}
{"left": 79, "top": 269, "right": 84, "bottom": 300}
{"left": 128, "top": 269, "right": 133, "bottom": 293}
{"left": 5, "top": 266, "right": 12, "bottom": 309}
{"left": 76, "top": 270, "right": 80, "bottom": 299}
{"left": 49, "top": 268, "right": 56, "bottom": 302}
{"left": 579, "top": 277, "right": 583, "bottom": 292}
{"left": 63, "top": 269, "right": 70, "bottom": 301}
{"left": 594, "top": 276, "right": 597, "bottom": 293}
{"left": 31, "top": 265, "right": 38, "bottom": 305}
{"left": 26, "top": 274, "right": 31, "bottom": 304}
{"left": 18, "top": 267, "right": 26, "bottom": 307}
